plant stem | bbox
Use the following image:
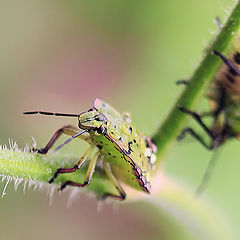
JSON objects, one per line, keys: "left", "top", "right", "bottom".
{"left": 0, "top": 147, "right": 117, "bottom": 198}
{"left": 152, "top": 1, "right": 240, "bottom": 165}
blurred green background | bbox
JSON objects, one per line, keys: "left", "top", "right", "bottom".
{"left": 0, "top": 0, "right": 239, "bottom": 239}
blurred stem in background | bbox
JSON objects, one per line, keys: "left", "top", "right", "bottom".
{"left": 152, "top": 1, "right": 240, "bottom": 166}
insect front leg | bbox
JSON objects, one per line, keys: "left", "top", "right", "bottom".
{"left": 60, "top": 151, "right": 100, "bottom": 191}
{"left": 178, "top": 128, "right": 214, "bottom": 150}
{"left": 100, "top": 161, "right": 126, "bottom": 201}
{"left": 179, "top": 104, "right": 216, "bottom": 139}
{"left": 36, "top": 124, "right": 84, "bottom": 154}
{"left": 49, "top": 145, "right": 95, "bottom": 184}
{"left": 178, "top": 105, "right": 221, "bottom": 150}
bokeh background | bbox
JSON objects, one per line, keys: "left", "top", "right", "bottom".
{"left": 0, "top": 0, "right": 239, "bottom": 239}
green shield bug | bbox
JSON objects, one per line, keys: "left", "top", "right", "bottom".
{"left": 178, "top": 48, "right": 240, "bottom": 193}
{"left": 24, "top": 99, "right": 157, "bottom": 200}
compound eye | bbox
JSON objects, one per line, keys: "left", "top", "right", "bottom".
{"left": 97, "top": 126, "right": 105, "bottom": 134}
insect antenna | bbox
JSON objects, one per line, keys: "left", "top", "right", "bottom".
{"left": 55, "top": 130, "right": 89, "bottom": 152}
{"left": 213, "top": 50, "right": 240, "bottom": 76}
{"left": 195, "top": 143, "right": 223, "bottom": 196}
{"left": 23, "top": 111, "right": 79, "bottom": 117}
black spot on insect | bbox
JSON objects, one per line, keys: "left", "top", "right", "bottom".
{"left": 129, "top": 127, "right": 132, "bottom": 133}
{"left": 226, "top": 74, "right": 235, "bottom": 83}
{"left": 118, "top": 137, "right": 122, "bottom": 142}
{"left": 123, "top": 155, "right": 131, "bottom": 164}
{"left": 97, "top": 145, "right": 103, "bottom": 150}
{"left": 113, "top": 155, "right": 116, "bottom": 158}
{"left": 133, "top": 139, "right": 136, "bottom": 143}
{"left": 114, "top": 125, "right": 117, "bottom": 129}
{"left": 100, "top": 141, "right": 103, "bottom": 144}
{"left": 234, "top": 52, "right": 240, "bottom": 64}
{"left": 123, "top": 141, "right": 134, "bottom": 155}
{"left": 108, "top": 152, "right": 111, "bottom": 156}
{"left": 139, "top": 153, "right": 142, "bottom": 158}
{"left": 111, "top": 131, "right": 114, "bottom": 135}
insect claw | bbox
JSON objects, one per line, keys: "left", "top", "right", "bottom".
{"left": 176, "top": 80, "right": 189, "bottom": 85}
{"left": 178, "top": 104, "right": 186, "bottom": 112}
{"left": 177, "top": 133, "right": 185, "bottom": 141}
{"left": 37, "top": 148, "right": 48, "bottom": 154}
{"left": 48, "top": 177, "right": 55, "bottom": 184}
{"left": 59, "top": 183, "right": 67, "bottom": 191}
{"left": 30, "top": 147, "right": 38, "bottom": 153}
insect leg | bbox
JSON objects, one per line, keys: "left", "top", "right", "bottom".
{"left": 195, "top": 146, "right": 222, "bottom": 196}
{"left": 200, "top": 111, "right": 215, "bottom": 118}
{"left": 49, "top": 145, "right": 95, "bottom": 184}
{"left": 179, "top": 104, "right": 215, "bottom": 139}
{"left": 178, "top": 128, "right": 214, "bottom": 150}
{"left": 36, "top": 125, "right": 85, "bottom": 154}
{"left": 60, "top": 151, "right": 99, "bottom": 191}
{"left": 213, "top": 50, "right": 240, "bottom": 76}
{"left": 175, "top": 80, "right": 189, "bottom": 85}
{"left": 100, "top": 161, "right": 126, "bottom": 201}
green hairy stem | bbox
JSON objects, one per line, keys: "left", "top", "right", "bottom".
{"left": 0, "top": 144, "right": 117, "bottom": 198}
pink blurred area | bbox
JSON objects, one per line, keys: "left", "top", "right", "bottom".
{"left": 1, "top": 1, "right": 150, "bottom": 144}
{"left": 23, "top": 36, "right": 138, "bottom": 102}
{"left": 0, "top": 187, "right": 161, "bottom": 240}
